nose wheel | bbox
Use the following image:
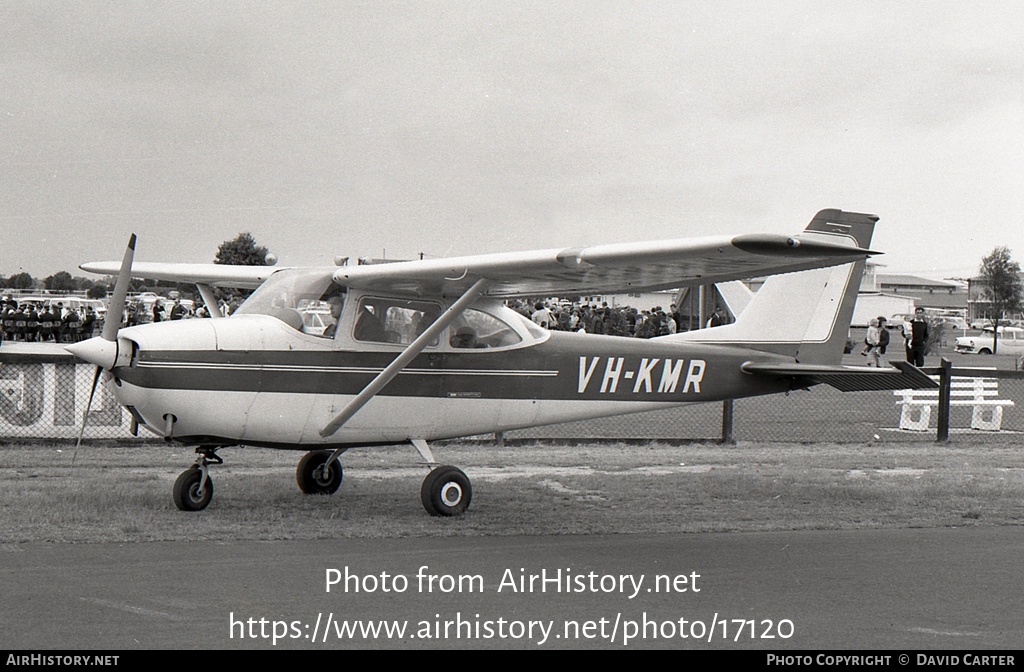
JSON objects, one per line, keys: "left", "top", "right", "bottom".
{"left": 172, "top": 446, "right": 222, "bottom": 511}
{"left": 296, "top": 450, "right": 344, "bottom": 495}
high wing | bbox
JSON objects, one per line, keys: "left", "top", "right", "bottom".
{"left": 78, "top": 262, "right": 284, "bottom": 290}
{"left": 334, "top": 209, "right": 877, "bottom": 298}
{"left": 332, "top": 234, "right": 873, "bottom": 299}
{"left": 80, "top": 209, "right": 875, "bottom": 297}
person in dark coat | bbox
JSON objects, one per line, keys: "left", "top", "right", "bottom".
{"left": 39, "top": 304, "right": 58, "bottom": 342}
{"left": 1, "top": 300, "right": 15, "bottom": 341}
{"left": 62, "top": 307, "right": 81, "bottom": 343}
{"left": 169, "top": 300, "right": 187, "bottom": 320}
{"left": 24, "top": 305, "right": 39, "bottom": 342}
{"left": 904, "top": 307, "right": 929, "bottom": 367}
{"left": 12, "top": 304, "right": 27, "bottom": 341}
{"left": 81, "top": 307, "right": 97, "bottom": 339}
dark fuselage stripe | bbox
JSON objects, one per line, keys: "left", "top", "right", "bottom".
{"left": 119, "top": 334, "right": 795, "bottom": 402}
{"left": 138, "top": 363, "right": 557, "bottom": 376}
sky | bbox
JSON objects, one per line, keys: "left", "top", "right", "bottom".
{"left": 2, "top": 1, "right": 1022, "bottom": 281}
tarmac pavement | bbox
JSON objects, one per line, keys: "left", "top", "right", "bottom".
{"left": 1, "top": 526, "right": 1022, "bottom": 650}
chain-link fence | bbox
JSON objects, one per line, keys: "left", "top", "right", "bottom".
{"left": 507, "top": 376, "right": 1024, "bottom": 443}
{"left": 0, "top": 348, "right": 128, "bottom": 440}
{"left": 506, "top": 366, "right": 1024, "bottom": 443}
{"left": 4, "top": 346, "right": 1024, "bottom": 444}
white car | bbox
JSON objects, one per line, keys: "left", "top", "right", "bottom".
{"left": 955, "top": 326, "right": 1024, "bottom": 355}
{"left": 937, "top": 316, "right": 968, "bottom": 330}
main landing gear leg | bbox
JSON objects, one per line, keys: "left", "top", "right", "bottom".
{"left": 172, "top": 446, "right": 223, "bottom": 512}
{"left": 412, "top": 439, "right": 472, "bottom": 517}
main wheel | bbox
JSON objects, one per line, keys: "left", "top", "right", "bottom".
{"left": 420, "top": 465, "right": 472, "bottom": 516}
{"left": 296, "top": 450, "right": 343, "bottom": 495}
{"left": 172, "top": 467, "right": 213, "bottom": 511}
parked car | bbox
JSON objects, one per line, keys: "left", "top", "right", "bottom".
{"left": 937, "top": 316, "right": 968, "bottom": 330}
{"left": 889, "top": 313, "right": 914, "bottom": 328}
{"left": 955, "top": 326, "right": 1024, "bottom": 355}
{"left": 14, "top": 295, "right": 106, "bottom": 319}
{"left": 970, "top": 319, "right": 994, "bottom": 330}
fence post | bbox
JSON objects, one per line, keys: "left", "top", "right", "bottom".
{"left": 936, "top": 358, "right": 952, "bottom": 442}
{"left": 721, "top": 399, "right": 735, "bottom": 444}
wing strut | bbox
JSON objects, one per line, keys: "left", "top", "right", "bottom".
{"left": 196, "top": 283, "right": 223, "bottom": 318}
{"left": 319, "top": 278, "right": 491, "bottom": 440}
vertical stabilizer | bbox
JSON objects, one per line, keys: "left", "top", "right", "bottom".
{"left": 667, "top": 209, "right": 877, "bottom": 364}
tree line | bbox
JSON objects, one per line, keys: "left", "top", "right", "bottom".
{"left": 1, "top": 232, "right": 271, "bottom": 299}
{"left": 0, "top": 271, "right": 109, "bottom": 298}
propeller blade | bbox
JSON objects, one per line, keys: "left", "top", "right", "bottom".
{"left": 102, "top": 234, "right": 136, "bottom": 342}
{"left": 72, "top": 365, "right": 103, "bottom": 465}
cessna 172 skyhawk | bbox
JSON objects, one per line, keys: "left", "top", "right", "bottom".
{"left": 67, "top": 209, "right": 935, "bottom": 516}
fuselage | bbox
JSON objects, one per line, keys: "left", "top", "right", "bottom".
{"left": 101, "top": 296, "right": 795, "bottom": 449}
{"left": 68, "top": 210, "right": 879, "bottom": 452}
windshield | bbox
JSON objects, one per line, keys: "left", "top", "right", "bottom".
{"left": 233, "top": 269, "right": 344, "bottom": 333}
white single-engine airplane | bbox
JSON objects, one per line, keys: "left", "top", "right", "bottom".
{"left": 68, "top": 209, "right": 935, "bottom": 515}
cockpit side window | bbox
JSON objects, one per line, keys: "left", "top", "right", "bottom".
{"left": 353, "top": 297, "right": 441, "bottom": 346}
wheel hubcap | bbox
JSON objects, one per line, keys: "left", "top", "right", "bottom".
{"left": 314, "top": 464, "right": 332, "bottom": 486}
{"left": 440, "top": 482, "right": 462, "bottom": 507}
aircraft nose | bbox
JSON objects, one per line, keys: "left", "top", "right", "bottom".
{"left": 65, "top": 336, "right": 133, "bottom": 370}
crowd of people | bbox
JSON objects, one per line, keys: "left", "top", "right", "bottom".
{"left": 509, "top": 299, "right": 730, "bottom": 338}
{"left": 124, "top": 298, "right": 197, "bottom": 326}
{"left": 0, "top": 297, "right": 98, "bottom": 343}
{"left": 0, "top": 294, "right": 223, "bottom": 344}
{"left": 2, "top": 290, "right": 734, "bottom": 345}
{"left": 861, "top": 306, "right": 931, "bottom": 367}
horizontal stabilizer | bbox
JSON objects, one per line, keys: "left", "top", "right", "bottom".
{"left": 741, "top": 361, "right": 939, "bottom": 392}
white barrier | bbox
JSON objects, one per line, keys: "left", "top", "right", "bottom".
{"left": 894, "top": 375, "right": 1015, "bottom": 432}
{"left": 0, "top": 345, "right": 135, "bottom": 439}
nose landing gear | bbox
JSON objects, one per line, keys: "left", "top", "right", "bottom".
{"left": 296, "top": 449, "right": 344, "bottom": 495}
{"left": 172, "top": 446, "right": 222, "bottom": 511}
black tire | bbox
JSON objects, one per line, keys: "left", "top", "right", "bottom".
{"left": 296, "top": 450, "right": 343, "bottom": 495}
{"left": 420, "top": 465, "right": 471, "bottom": 517}
{"left": 173, "top": 467, "right": 213, "bottom": 511}
{"left": 420, "top": 467, "right": 441, "bottom": 516}
{"left": 980, "top": 348, "right": 992, "bottom": 355}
